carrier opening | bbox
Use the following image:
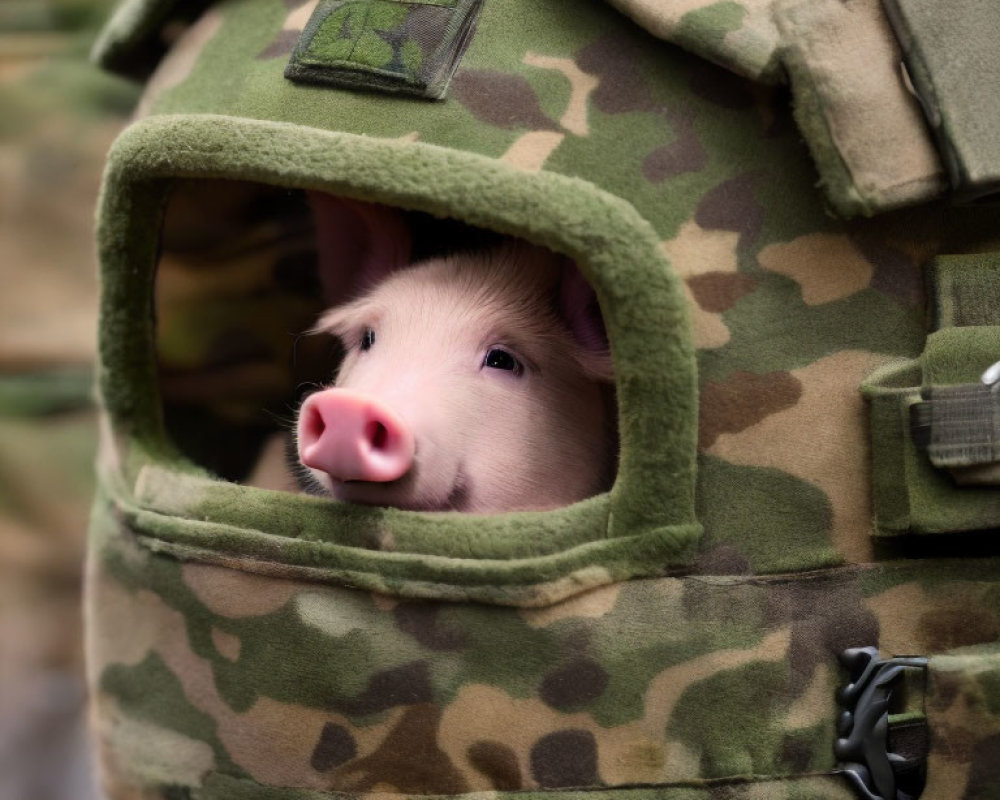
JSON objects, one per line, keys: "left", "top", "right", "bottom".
{"left": 154, "top": 178, "right": 618, "bottom": 514}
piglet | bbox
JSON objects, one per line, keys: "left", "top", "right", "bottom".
{"left": 294, "top": 195, "right": 616, "bottom": 513}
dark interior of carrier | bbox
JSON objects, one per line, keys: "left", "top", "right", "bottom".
{"left": 154, "top": 178, "right": 617, "bottom": 501}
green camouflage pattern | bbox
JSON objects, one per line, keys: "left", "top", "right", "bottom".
{"left": 925, "top": 646, "right": 1000, "bottom": 800}
{"left": 88, "top": 514, "right": 1000, "bottom": 798}
{"left": 93, "top": 0, "right": 960, "bottom": 217}
{"left": 85, "top": 0, "right": 1000, "bottom": 798}
{"left": 606, "top": 0, "right": 783, "bottom": 84}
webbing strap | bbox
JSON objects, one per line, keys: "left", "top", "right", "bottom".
{"left": 862, "top": 252, "right": 1000, "bottom": 534}
{"left": 912, "top": 382, "right": 1000, "bottom": 470}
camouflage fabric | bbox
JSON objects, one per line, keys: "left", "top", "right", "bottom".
{"left": 883, "top": 0, "right": 1000, "bottom": 204}
{"left": 0, "top": 2, "right": 139, "bottom": 798}
{"left": 84, "top": 0, "right": 1000, "bottom": 798}
{"left": 93, "top": 0, "right": 990, "bottom": 217}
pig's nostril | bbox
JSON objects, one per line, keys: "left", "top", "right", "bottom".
{"left": 299, "top": 389, "right": 414, "bottom": 483}
{"left": 366, "top": 420, "right": 389, "bottom": 451}
{"left": 305, "top": 403, "right": 326, "bottom": 442}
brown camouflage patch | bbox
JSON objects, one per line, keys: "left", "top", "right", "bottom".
{"left": 330, "top": 662, "right": 434, "bottom": 715}
{"left": 918, "top": 608, "right": 1000, "bottom": 653}
{"left": 337, "top": 704, "right": 469, "bottom": 794}
{"left": 255, "top": 0, "right": 318, "bottom": 61}
{"left": 530, "top": 729, "right": 599, "bottom": 788}
{"left": 576, "top": 33, "right": 658, "bottom": 115}
{"left": 763, "top": 578, "right": 877, "bottom": 693}
{"left": 851, "top": 226, "right": 928, "bottom": 308}
{"left": 451, "top": 70, "right": 559, "bottom": 131}
{"left": 698, "top": 370, "right": 802, "bottom": 450}
{"left": 393, "top": 603, "right": 467, "bottom": 651}
{"left": 661, "top": 220, "right": 741, "bottom": 349}
{"left": 707, "top": 351, "right": 887, "bottom": 563}
{"left": 539, "top": 657, "right": 609, "bottom": 710}
{"left": 519, "top": 582, "right": 622, "bottom": 628}
{"left": 642, "top": 111, "right": 707, "bottom": 182}
{"left": 782, "top": 662, "right": 835, "bottom": 729}
{"left": 757, "top": 233, "right": 874, "bottom": 305}
{"left": 687, "top": 271, "right": 759, "bottom": 313}
{"left": 311, "top": 722, "right": 357, "bottom": 772}
{"left": 182, "top": 562, "right": 298, "bottom": 618}
{"left": 467, "top": 740, "right": 522, "bottom": 789}
{"left": 691, "top": 543, "right": 753, "bottom": 575}
{"left": 696, "top": 174, "right": 765, "bottom": 253}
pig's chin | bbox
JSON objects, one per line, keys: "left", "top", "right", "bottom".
{"left": 308, "top": 469, "right": 471, "bottom": 513}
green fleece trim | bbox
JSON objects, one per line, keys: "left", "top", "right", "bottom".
{"left": 932, "top": 253, "right": 1000, "bottom": 329}
{"left": 924, "top": 326, "right": 1000, "bottom": 387}
{"left": 96, "top": 113, "right": 700, "bottom": 603}
{"left": 119, "top": 505, "right": 698, "bottom": 607}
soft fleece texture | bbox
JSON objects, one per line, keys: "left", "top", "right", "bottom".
{"left": 84, "top": 3, "right": 1000, "bottom": 800}
{"left": 94, "top": 0, "right": 990, "bottom": 217}
{"left": 96, "top": 115, "right": 701, "bottom": 604}
{"left": 862, "top": 253, "right": 1000, "bottom": 535}
{"left": 884, "top": 0, "right": 1000, "bottom": 202}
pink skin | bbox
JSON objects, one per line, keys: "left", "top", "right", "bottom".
{"left": 298, "top": 389, "right": 415, "bottom": 483}
{"left": 295, "top": 198, "right": 615, "bottom": 513}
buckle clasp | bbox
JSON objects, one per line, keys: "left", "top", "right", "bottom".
{"left": 835, "top": 647, "right": 928, "bottom": 800}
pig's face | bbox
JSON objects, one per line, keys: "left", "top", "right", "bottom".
{"left": 296, "top": 244, "right": 616, "bottom": 513}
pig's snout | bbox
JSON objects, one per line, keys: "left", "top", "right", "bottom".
{"left": 298, "top": 389, "right": 415, "bottom": 483}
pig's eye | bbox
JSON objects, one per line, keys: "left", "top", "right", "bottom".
{"left": 360, "top": 328, "right": 375, "bottom": 351}
{"left": 483, "top": 347, "right": 523, "bottom": 376}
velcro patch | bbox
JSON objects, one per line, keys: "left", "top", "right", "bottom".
{"left": 285, "top": 0, "right": 483, "bottom": 100}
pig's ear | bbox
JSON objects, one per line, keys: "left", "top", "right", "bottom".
{"left": 308, "top": 192, "right": 411, "bottom": 305}
{"left": 559, "top": 261, "right": 614, "bottom": 383}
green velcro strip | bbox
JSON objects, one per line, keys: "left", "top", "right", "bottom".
{"left": 863, "top": 360, "right": 1000, "bottom": 534}
{"left": 285, "top": 0, "right": 483, "bottom": 100}
{"left": 862, "top": 252, "right": 1000, "bottom": 534}
{"left": 883, "top": 0, "right": 1000, "bottom": 202}
{"left": 932, "top": 253, "right": 1000, "bottom": 329}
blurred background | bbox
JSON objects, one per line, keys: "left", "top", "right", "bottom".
{"left": 0, "top": 1, "right": 140, "bottom": 796}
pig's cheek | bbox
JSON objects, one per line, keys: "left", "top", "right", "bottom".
{"left": 457, "top": 385, "right": 534, "bottom": 504}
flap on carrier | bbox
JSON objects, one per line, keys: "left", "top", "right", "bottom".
{"left": 93, "top": 0, "right": 1000, "bottom": 217}
{"left": 862, "top": 252, "right": 1000, "bottom": 536}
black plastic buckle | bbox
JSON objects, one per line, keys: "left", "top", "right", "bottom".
{"left": 835, "top": 647, "right": 928, "bottom": 800}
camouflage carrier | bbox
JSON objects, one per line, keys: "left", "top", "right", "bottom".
{"left": 85, "top": 1, "right": 1000, "bottom": 799}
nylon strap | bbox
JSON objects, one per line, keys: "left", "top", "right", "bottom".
{"left": 862, "top": 252, "right": 1000, "bottom": 534}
